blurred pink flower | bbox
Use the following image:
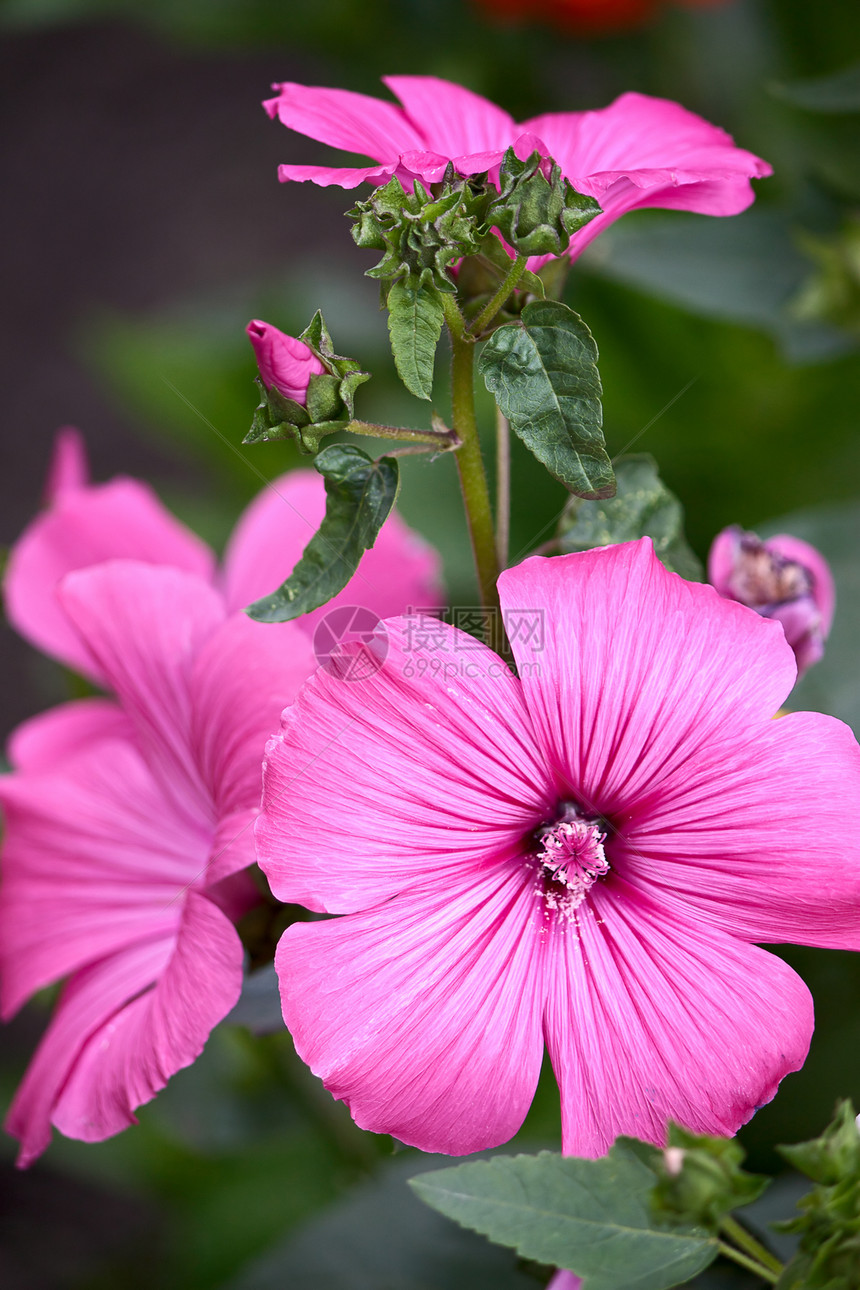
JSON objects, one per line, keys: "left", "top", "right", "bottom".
{"left": 264, "top": 76, "right": 771, "bottom": 263}
{"left": 708, "top": 525, "right": 835, "bottom": 678}
{"left": 258, "top": 540, "right": 860, "bottom": 1158}
{"left": 246, "top": 319, "right": 326, "bottom": 403}
{"left": 1, "top": 432, "right": 442, "bottom": 1165}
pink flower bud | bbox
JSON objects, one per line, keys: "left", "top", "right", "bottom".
{"left": 708, "top": 526, "right": 835, "bottom": 677}
{"left": 246, "top": 319, "right": 326, "bottom": 405}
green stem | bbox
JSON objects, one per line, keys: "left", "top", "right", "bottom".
{"left": 717, "top": 1240, "right": 779, "bottom": 1284}
{"left": 720, "top": 1216, "right": 784, "bottom": 1276}
{"left": 442, "top": 294, "right": 500, "bottom": 617}
{"left": 345, "top": 418, "right": 460, "bottom": 449}
{"left": 468, "top": 254, "right": 528, "bottom": 337}
{"left": 495, "top": 406, "right": 510, "bottom": 570}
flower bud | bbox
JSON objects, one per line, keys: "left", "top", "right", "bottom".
{"left": 246, "top": 319, "right": 326, "bottom": 404}
{"left": 708, "top": 526, "right": 835, "bottom": 677}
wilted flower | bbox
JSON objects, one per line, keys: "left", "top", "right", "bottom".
{"left": 264, "top": 75, "right": 770, "bottom": 263}
{"left": 708, "top": 525, "right": 835, "bottom": 677}
{"left": 0, "top": 432, "right": 441, "bottom": 1164}
{"left": 258, "top": 540, "right": 860, "bottom": 1158}
{"left": 246, "top": 319, "right": 326, "bottom": 404}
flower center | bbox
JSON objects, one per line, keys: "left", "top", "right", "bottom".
{"left": 533, "top": 803, "right": 609, "bottom": 920}
{"left": 730, "top": 535, "right": 812, "bottom": 608}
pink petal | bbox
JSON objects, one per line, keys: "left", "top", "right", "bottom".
{"left": 257, "top": 619, "right": 552, "bottom": 914}
{"left": 499, "top": 541, "right": 797, "bottom": 820}
{"left": 276, "top": 162, "right": 398, "bottom": 189}
{"left": 43, "top": 427, "right": 89, "bottom": 503}
{"left": 617, "top": 710, "right": 860, "bottom": 950}
{"left": 522, "top": 93, "right": 770, "bottom": 186}
{"left": 264, "top": 81, "right": 424, "bottom": 163}
{"left": 58, "top": 561, "right": 226, "bottom": 818}
{"left": 246, "top": 320, "right": 326, "bottom": 403}
{"left": 767, "top": 533, "right": 836, "bottom": 633}
{"left": 7, "top": 891, "right": 242, "bottom": 1165}
{"left": 8, "top": 697, "right": 131, "bottom": 773}
{"left": 189, "top": 613, "right": 317, "bottom": 882}
{"left": 220, "top": 471, "right": 443, "bottom": 628}
{"left": 276, "top": 863, "right": 545, "bottom": 1155}
{"left": 707, "top": 526, "right": 737, "bottom": 594}
{"left": 383, "top": 75, "right": 516, "bottom": 157}
{"left": 548, "top": 1275, "right": 582, "bottom": 1290}
{"left": 4, "top": 476, "right": 215, "bottom": 678}
{"left": 0, "top": 733, "right": 211, "bottom": 1018}
{"left": 544, "top": 880, "right": 812, "bottom": 1157}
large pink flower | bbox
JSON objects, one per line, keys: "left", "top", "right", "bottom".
{"left": 1, "top": 431, "right": 442, "bottom": 1165}
{"left": 257, "top": 540, "right": 860, "bottom": 1158}
{"left": 264, "top": 76, "right": 771, "bottom": 262}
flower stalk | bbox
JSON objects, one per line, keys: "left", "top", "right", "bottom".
{"left": 443, "top": 293, "right": 501, "bottom": 616}
{"left": 719, "top": 1215, "right": 784, "bottom": 1277}
{"left": 468, "top": 253, "right": 529, "bottom": 337}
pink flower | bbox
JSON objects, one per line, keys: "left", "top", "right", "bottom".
{"left": 708, "top": 526, "right": 835, "bottom": 678}
{"left": 246, "top": 319, "right": 326, "bottom": 404}
{"left": 257, "top": 540, "right": 860, "bottom": 1158}
{"left": 1, "top": 433, "right": 442, "bottom": 1165}
{"left": 264, "top": 76, "right": 771, "bottom": 262}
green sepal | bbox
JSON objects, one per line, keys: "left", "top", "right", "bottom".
{"left": 349, "top": 175, "right": 482, "bottom": 296}
{"left": 485, "top": 147, "right": 602, "bottom": 258}
{"left": 558, "top": 454, "right": 702, "bottom": 579}
{"left": 243, "top": 310, "right": 370, "bottom": 454}
{"left": 778, "top": 1100, "right": 860, "bottom": 1185}
{"left": 245, "top": 444, "right": 400, "bottom": 623}
{"left": 410, "top": 1141, "right": 718, "bottom": 1290}
{"left": 479, "top": 299, "right": 614, "bottom": 498}
{"left": 651, "top": 1125, "right": 770, "bottom": 1232}
{"left": 774, "top": 1102, "right": 860, "bottom": 1290}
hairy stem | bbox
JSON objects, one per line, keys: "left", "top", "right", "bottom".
{"left": 443, "top": 294, "right": 500, "bottom": 618}
{"left": 495, "top": 406, "right": 510, "bottom": 570}
{"left": 717, "top": 1240, "right": 779, "bottom": 1284}
{"left": 720, "top": 1216, "right": 784, "bottom": 1276}
{"left": 345, "top": 418, "right": 460, "bottom": 449}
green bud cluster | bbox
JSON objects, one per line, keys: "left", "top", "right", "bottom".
{"left": 485, "top": 147, "right": 602, "bottom": 258}
{"left": 349, "top": 174, "right": 483, "bottom": 297}
{"left": 775, "top": 1100, "right": 860, "bottom": 1288}
{"left": 651, "top": 1124, "right": 769, "bottom": 1230}
{"left": 244, "top": 310, "right": 369, "bottom": 455}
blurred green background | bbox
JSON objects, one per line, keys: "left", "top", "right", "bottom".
{"left": 1, "top": 0, "right": 859, "bottom": 1286}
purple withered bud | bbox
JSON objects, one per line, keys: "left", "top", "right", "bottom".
{"left": 708, "top": 526, "right": 835, "bottom": 677}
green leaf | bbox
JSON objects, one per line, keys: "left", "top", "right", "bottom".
{"left": 245, "top": 445, "right": 399, "bottom": 622}
{"left": 387, "top": 278, "right": 446, "bottom": 400}
{"left": 558, "top": 454, "right": 702, "bottom": 579}
{"left": 410, "top": 1144, "right": 718, "bottom": 1290}
{"left": 770, "top": 63, "right": 860, "bottom": 113}
{"left": 478, "top": 300, "right": 614, "bottom": 498}
{"left": 582, "top": 210, "right": 854, "bottom": 364}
